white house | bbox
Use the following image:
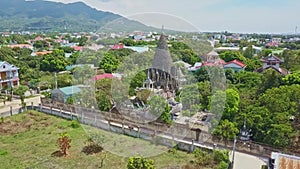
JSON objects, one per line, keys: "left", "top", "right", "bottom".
{"left": 0, "top": 61, "right": 19, "bottom": 89}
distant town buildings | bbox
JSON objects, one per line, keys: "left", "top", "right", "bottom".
{"left": 7, "top": 44, "right": 33, "bottom": 50}
{"left": 187, "top": 50, "right": 246, "bottom": 72}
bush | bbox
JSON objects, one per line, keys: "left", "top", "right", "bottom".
{"left": 192, "top": 148, "right": 213, "bottom": 166}
{"left": 69, "top": 120, "right": 80, "bottom": 128}
{"left": 193, "top": 147, "right": 201, "bottom": 157}
{"left": 0, "top": 150, "right": 8, "bottom": 156}
{"left": 261, "top": 165, "right": 268, "bottom": 169}
{"left": 127, "top": 156, "right": 155, "bottom": 169}
{"left": 217, "top": 161, "right": 229, "bottom": 169}
{"left": 213, "top": 150, "right": 229, "bottom": 163}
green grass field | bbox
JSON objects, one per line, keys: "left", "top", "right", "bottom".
{"left": 0, "top": 111, "right": 217, "bottom": 169}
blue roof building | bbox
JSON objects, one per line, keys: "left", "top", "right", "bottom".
{"left": 51, "top": 86, "right": 81, "bottom": 103}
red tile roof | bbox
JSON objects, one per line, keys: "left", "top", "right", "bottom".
{"left": 111, "top": 43, "right": 125, "bottom": 50}
{"left": 34, "top": 51, "right": 53, "bottom": 55}
{"left": 256, "top": 67, "right": 290, "bottom": 76}
{"left": 224, "top": 59, "right": 246, "bottom": 68}
{"left": 8, "top": 44, "right": 32, "bottom": 49}
{"left": 92, "top": 73, "right": 114, "bottom": 81}
{"left": 202, "top": 58, "right": 226, "bottom": 67}
{"left": 34, "top": 36, "right": 44, "bottom": 41}
{"left": 72, "top": 46, "right": 83, "bottom": 51}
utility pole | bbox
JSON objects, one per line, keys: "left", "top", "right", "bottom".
{"left": 230, "top": 138, "right": 237, "bottom": 169}
{"left": 55, "top": 72, "right": 58, "bottom": 89}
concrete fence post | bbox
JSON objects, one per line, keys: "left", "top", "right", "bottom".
{"left": 31, "top": 102, "right": 33, "bottom": 110}
{"left": 137, "top": 126, "right": 140, "bottom": 138}
{"left": 10, "top": 106, "right": 12, "bottom": 116}
{"left": 122, "top": 122, "right": 125, "bottom": 134}
{"left": 108, "top": 121, "right": 111, "bottom": 131}
{"left": 50, "top": 106, "right": 53, "bottom": 114}
{"left": 172, "top": 127, "right": 175, "bottom": 142}
{"left": 39, "top": 103, "right": 42, "bottom": 111}
{"left": 190, "top": 139, "right": 195, "bottom": 153}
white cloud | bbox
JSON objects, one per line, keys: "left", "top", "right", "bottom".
{"left": 49, "top": 0, "right": 300, "bottom": 33}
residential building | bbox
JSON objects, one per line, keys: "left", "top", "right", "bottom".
{"left": 71, "top": 46, "right": 83, "bottom": 51}
{"left": 268, "top": 152, "right": 300, "bottom": 169}
{"left": 31, "top": 51, "right": 53, "bottom": 56}
{"left": 202, "top": 50, "right": 225, "bottom": 67}
{"left": 214, "top": 47, "right": 240, "bottom": 52}
{"left": 256, "top": 54, "right": 290, "bottom": 75}
{"left": 111, "top": 43, "right": 125, "bottom": 50}
{"left": 224, "top": 59, "right": 246, "bottom": 72}
{"left": 7, "top": 44, "right": 33, "bottom": 50}
{"left": 0, "top": 61, "right": 19, "bottom": 89}
{"left": 92, "top": 73, "right": 114, "bottom": 81}
{"left": 124, "top": 46, "right": 149, "bottom": 53}
{"left": 51, "top": 86, "right": 82, "bottom": 103}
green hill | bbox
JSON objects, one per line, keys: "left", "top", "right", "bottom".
{"left": 0, "top": 0, "right": 156, "bottom": 32}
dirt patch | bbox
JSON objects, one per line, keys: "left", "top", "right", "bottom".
{"left": 0, "top": 112, "right": 53, "bottom": 134}
{"left": 0, "top": 120, "right": 31, "bottom": 134}
{"left": 51, "top": 150, "right": 64, "bottom": 157}
{"left": 82, "top": 144, "right": 103, "bottom": 155}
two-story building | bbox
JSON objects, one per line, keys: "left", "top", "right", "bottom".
{"left": 0, "top": 61, "right": 20, "bottom": 89}
{"left": 256, "top": 54, "right": 290, "bottom": 75}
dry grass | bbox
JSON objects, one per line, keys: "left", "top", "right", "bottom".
{"left": 0, "top": 110, "right": 215, "bottom": 169}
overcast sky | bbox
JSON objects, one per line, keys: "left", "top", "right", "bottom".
{"left": 49, "top": 0, "right": 299, "bottom": 34}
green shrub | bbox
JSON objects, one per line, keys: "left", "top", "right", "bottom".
{"left": 213, "top": 150, "right": 229, "bottom": 163}
{"left": 69, "top": 120, "right": 80, "bottom": 128}
{"left": 0, "top": 150, "right": 8, "bottom": 156}
{"left": 127, "top": 156, "right": 155, "bottom": 169}
{"left": 217, "top": 161, "right": 229, "bottom": 169}
{"left": 261, "top": 165, "right": 268, "bottom": 169}
{"left": 193, "top": 147, "right": 201, "bottom": 157}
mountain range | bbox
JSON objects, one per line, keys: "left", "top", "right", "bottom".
{"left": 0, "top": 0, "right": 158, "bottom": 32}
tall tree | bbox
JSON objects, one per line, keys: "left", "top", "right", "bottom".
{"left": 256, "top": 69, "right": 283, "bottom": 96}
{"left": 223, "top": 88, "right": 240, "bottom": 121}
{"left": 13, "top": 85, "right": 29, "bottom": 107}
{"left": 212, "top": 119, "right": 239, "bottom": 145}
{"left": 99, "top": 53, "right": 120, "bottom": 73}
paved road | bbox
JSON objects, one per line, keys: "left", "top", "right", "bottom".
{"left": 230, "top": 151, "right": 267, "bottom": 169}
{"left": 0, "top": 95, "right": 41, "bottom": 114}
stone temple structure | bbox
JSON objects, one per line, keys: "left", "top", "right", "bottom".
{"left": 143, "top": 34, "right": 184, "bottom": 93}
{"left": 152, "top": 34, "right": 173, "bottom": 73}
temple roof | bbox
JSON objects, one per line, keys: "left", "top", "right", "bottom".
{"left": 152, "top": 34, "right": 173, "bottom": 73}
{"left": 206, "top": 50, "right": 219, "bottom": 57}
{"left": 256, "top": 66, "right": 290, "bottom": 76}
{"left": 260, "top": 54, "right": 284, "bottom": 63}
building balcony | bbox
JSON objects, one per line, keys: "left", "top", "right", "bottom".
{"left": 0, "top": 77, "right": 19, "bottom": 82}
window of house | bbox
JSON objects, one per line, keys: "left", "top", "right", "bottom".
{"left": 3, "top": 65, "right": 5, "bottom": 69}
